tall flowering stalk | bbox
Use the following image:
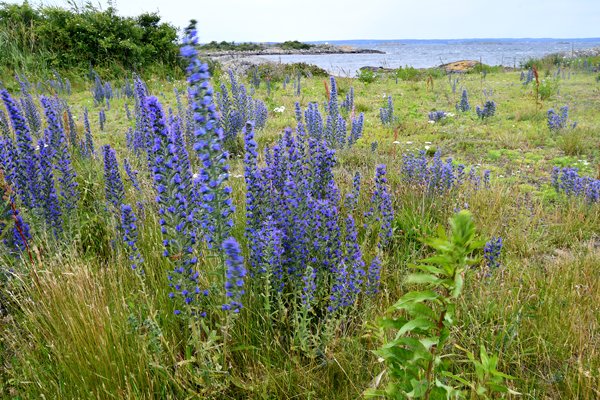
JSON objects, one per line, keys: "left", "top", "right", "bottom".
{"left": 380, "top": 95, "right": 394, "bottom": 125}
{"left": 368, "top": 165, "right": 394, "bottom": 248}
{"left": 146, "top": 96, "right": 205, "bottom": 316}
{"left": 40, "top": 97, "right": 78, "bottom": 212}
{"left": 83, "top": 107, "right": 95, "bottom": 156}
{"left": 38, "top": 139, "right": 63, "bottom": 237}
{"left": 456, "top": 89, "right": 471, "bottom": 112}
{"left": 16, "top": 74, "right": 42, "bottom": 137}
{"left": 222, "top": 237, "right": 246, "bottom": 313}
{"left": 120, "top": 204, "right": 144, "bottom": 273}
{"left": 181, "top": 21, "right": 234, "bottom": 249}
{"left": 484, "top": 236, "right": 503, "bottom": 270}
{"left": 102, "top": 145, "right": 125, "bottom": 209}
{"left": 1, "top": 89, "right": 39, "bottom": 209}
{"left": 0, "top": 170, "right": 32, "bottom": 258}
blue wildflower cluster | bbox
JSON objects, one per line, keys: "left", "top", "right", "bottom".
{"left": 428, "top": 110, "right": 447, "bottom": 122}
{"left": 547, "top": 106, "right": 576, "bottom": 131}
{"left": 102, "top": 145, "right": 125, "bottom": 209}
{"left": 521, "top": 69, "right": 534, "bottom": 85}
{"left": 484, "top": 237, "right": 503, "bottom": 269}
{"left": 16, "top": 74, "right": 42, "bottom": 138}
{"left": 299, "top": 77, "right": 364, "bottom": 149}
{"left": 379, "top": 96, "right": 394, "bottom": 125}
{"left": 476, "top": 100, "right": 496, "bottom": 119}
{"left": 216, "top": 69, "right": 268, "bottom": 142}
{"left": 222, "top": 237, "right": 246, "bottom": 312}
{"left": 456, "top": 89, "right": 471, "bottom": 112}
{"left": 82, "top": 107, "right": 95, "bottom": 157}
{"left": 181, "top": 23, "right": 235, "bottom": 250}
{"left": 551, "top": 167, "right": 600, "bottom": 203}
{"left": 1, "top": 89, "right": 40, "bottom": 209}
{"left": 243, "top": 122, "right": 387, "bottom": 319}
{"left": 401, "top": 150, "right": 488, "bottom": 195}
{"left": 341, "top": 87, "right": 354, "bottom": 113}
{"left": 40, "top": 97, "right": 78, "bottom": 212}
{"left": 0, "top": 171, "right": 32, "bottom": 256}
{"left": 38, "top": 139, "right": 62, "bottom": 237}
{"left": 120, "top": 204, "right": 144, "bottom": 272}
{"left": 99, "top": 109, "right": 106, "bottom": 131}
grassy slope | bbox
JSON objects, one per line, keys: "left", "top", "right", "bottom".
{"left": 1, "top": 66, "right": 599, "bottom": 399}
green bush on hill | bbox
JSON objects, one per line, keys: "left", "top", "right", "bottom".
{"left": 0, "top": 1, "right": 180, "bottom": 76}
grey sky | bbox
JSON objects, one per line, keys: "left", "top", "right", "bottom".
{"left": 6, "top": 0, "right": 600, "bottom": 41}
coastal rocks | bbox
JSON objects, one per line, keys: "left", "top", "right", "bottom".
{"left": 439, "top": 60, "right": 481, "bottom": 73}
{"left": 199, "top": 44, "right": 384, "bottom": 57}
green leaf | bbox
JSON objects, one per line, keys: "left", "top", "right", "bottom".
{"left": 411, "top": 263, "right": 445, "bottom": 275}
{"left": 388, "top": 290, "right": 439, "bottom": 312}
{"left": 406, "top": 274, "right": 443, "bottom": 285}
{"left": 398, "top": 318, "right": 436, "bottom": 336}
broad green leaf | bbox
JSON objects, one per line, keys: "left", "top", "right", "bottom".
{"left": 388, "top": 290, "right": 439, "bottom": 312}
{"left": 398, "top": 317, "right": 436, "bottom": 336}
{"left": 406, "top": 273, "right": 443, "bottom": 285}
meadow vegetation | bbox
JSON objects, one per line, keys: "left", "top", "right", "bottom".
{"left": 0, "top": 12, "right": 599, "bottom": 400}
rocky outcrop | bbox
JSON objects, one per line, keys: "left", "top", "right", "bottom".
{"left": 200, "top": 44, "right": 384, "bottom": 57}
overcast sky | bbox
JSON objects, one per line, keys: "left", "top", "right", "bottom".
{"left": 6, "top": 0, "right": 600, "bottom": 42}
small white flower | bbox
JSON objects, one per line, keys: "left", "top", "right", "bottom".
{"left": 192, "top": 173, "right": 199, "bottom": 179}
{"left": 447, "top": 112, "right": 455, "bottom": 117}
{"left": 425, "top": 141, "right": 432, "bottom": 144}
{"left": 406, "top": 141, "right": 413, "bottom": 144}
{"left": 428, "top": 120, "right": 435, "bottom": 124}
{"left": 393, "top": 141, "right": 400, "bottom": 144}
{"left": 424, "top": 145, "right": 430, "bottom": 150}
{"left": 273, "top": 106, "right": 286, "bottom": 113}
{"left": 232, "top": 174, "right": 243, "bottom": 179}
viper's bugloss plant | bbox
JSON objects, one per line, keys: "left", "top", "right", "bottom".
{"left": 146, "top": 95, "right": 203, "bottom": 315}
{"left": 38, "top": 139, "right": 63, "bottom": 237}
{"left": 123, "top": 158, "right": 141, "bottom": 191}
{"left": 102, "top": 145, "right": 125, "bottom": 209}
{"left": 551, "top": 166, "right": 600, "bottom": 203}
{"left": 217, "top": 69, "right": 268, "bottom": 142}
{"left": 476, "top": 100, "right": 496, "bottom": 119}
{"left": 369, "top": 211, "right": 512, "bottom": 399}
{"left": 222, "top": 236, "right": 246, "bottom": 313}
{"left": 401, "top": 150, "right": 488, "bottom": 195}
{"left": 456, "top": 89, "right": 471, "bottom": 112}
{"left": 120, "top": 203, "right": 144, "bottom": 272}
{"left": 547, "top": 105, "right": 576, "bottom": 131}
{"left": 16, "top": 74, "right": 42, "bottom": 137}
{"left": 484, "top": 236, "right": 503, "bottom": 270}
{"left": 301, "top": 77, "right": 363, "bottom": 149}
{"left": 428, "top": 110, "right": 447, "bottom": 122}
{"left": 379, "top": 95, "right": 394, "bottom": 126}
{"left": 181, "top": 21, "right": 234, "bottom": 249}
{"left": 40, "top": 97, "right": 78, "bottom": 212}
{"left": 83, "top": 107, "right": 95, "bottom": 156}
{"left": 1, "top": 89, "right": 39, "bottom": 209}
{"left": 0, "top": 170, "right": 32, "bottom": 256}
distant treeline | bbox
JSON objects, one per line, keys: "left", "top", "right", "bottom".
{"left": 0, "top": 1, "right": 181, "bottom": 77}
{"left": 200, "top": 40, "right": 314, "bottom": 52}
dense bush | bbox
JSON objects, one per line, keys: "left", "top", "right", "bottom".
{"left": 199, "top": 41, "right": 263, "bottom": 52}
{"left": 279, "top": 40, "right": 314, "bottom": 50}
{"left": 0, "top": 2, "right": 180, "bottom": 75}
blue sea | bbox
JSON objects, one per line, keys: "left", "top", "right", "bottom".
{"left": 257, "top": 38, "right": 600, "bottom": 76}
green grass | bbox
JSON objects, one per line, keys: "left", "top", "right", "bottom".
{"left": 1, "top": 63, "right": 600, "bottom": 399}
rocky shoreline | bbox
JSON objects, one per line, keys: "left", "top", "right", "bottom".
{"left": 200, "top": 44, "right": 384, "bottom": 57}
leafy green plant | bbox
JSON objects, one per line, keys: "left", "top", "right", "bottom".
{"left": 368, "top": 211, "right": 513, "bottom": 399}
{"left": 538, "top": 78, "right": 558, "bottom": 101}
{"left": 357, "top": 68, "right": 377, "bottom": 84}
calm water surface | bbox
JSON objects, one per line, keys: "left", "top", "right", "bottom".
{"left": 258, "top": 38, "right": 600, "bottom": 76}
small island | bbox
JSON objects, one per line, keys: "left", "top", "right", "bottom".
{"left": 198, "top": 40, "right": 385, "bottom": 56}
